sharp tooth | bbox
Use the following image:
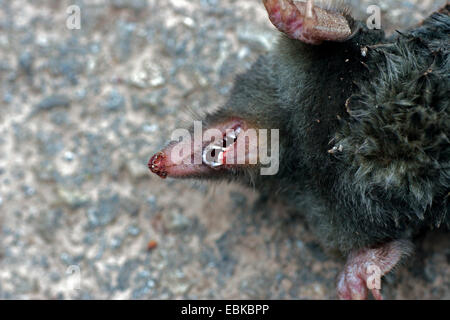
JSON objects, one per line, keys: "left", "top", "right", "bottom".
{"left": 224, "top": 127, "right": 240, "bottom": 147}
{"left": 202, "top": 145, "right": 224, "bottom": 168}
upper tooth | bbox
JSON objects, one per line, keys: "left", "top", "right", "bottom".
{"left": 225, "top": 127, "right": 240, "bottom": 145}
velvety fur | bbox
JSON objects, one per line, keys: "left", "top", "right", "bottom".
{"left": 203, "top": 6, "right": 449, "bottom": 253}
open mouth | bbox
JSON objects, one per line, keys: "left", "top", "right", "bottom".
{"left": 202, "top": 125, "right": 242, "bottom": 168}
{"left": 148, "top": 118, "right": 251, "bottom": 179}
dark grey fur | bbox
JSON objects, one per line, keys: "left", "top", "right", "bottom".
{"left": 201, "top": 6, "right": 449, "bottom": 253}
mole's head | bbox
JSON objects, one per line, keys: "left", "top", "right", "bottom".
{"left": 148, "top": 110, "right": 282, "bottom": 181}
{"left": 148, "top": 0, "right": 361, "bottom": 182}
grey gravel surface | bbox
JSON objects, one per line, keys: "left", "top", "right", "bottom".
{"left": 0, "top": 0, "right": 448, "bottom": 299}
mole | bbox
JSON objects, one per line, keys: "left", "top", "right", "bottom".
{"left": 149, "top": 0, "right": 449, "bottom": 299}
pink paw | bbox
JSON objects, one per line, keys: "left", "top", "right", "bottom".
{"left": 337, "top": 260, "right": 383, "bottom": 300}
{"left": 336, "top": 240, "right": 413, "bottom": 300}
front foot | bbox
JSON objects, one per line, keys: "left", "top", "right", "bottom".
{"left": 337, "top": 240, "right": 413, "bottom": 300}
{"left": 262, "top": 0, "right": 353, "bottom": 44}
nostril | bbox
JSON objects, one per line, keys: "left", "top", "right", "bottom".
{"left": 148, "top": 152, "right": 168, "bottom": 179}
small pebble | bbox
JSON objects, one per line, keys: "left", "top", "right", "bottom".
{"left": 127, "top": 225, "right": 140, "bottom": 236}
{"left": 142, "top": 124, "right": 158, "bottom": 133}
{"left": 18, "top": 51, "right": 34, "bottom": 74}
{"left": 147, "top": 240, "right": 158, "bottom": 251}
{"left": 63, "top": 151, "right": 75, "bottom": 162}
{"left": 22, "top": 185, "right": 36, "bottom": 197}
{"left": 103, "top": 90, "right": 125, "bottom": 111}
{"left": 111, "top": 236, "right": 123, "bottom": 249}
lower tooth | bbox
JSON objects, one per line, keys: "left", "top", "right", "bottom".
{"left": 202, "top": 146, "right": 224, "bottom": 168}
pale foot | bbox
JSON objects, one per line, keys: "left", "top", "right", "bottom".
{"left": 337, "top": 240, "right": 413, "bottom": 300}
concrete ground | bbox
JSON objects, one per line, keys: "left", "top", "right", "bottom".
{"left": 0, "top": 0, "right": 448, "bottom": 299}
